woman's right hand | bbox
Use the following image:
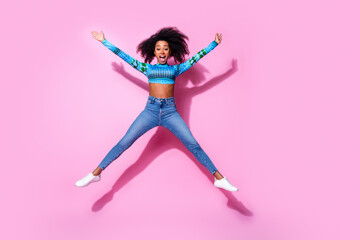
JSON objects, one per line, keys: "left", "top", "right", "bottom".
{"left": 91, "top": 30, "right": 105, "bottom": 42}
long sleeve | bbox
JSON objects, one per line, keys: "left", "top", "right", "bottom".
{"left": 101, "top": 38, "right": 148, "bottom": 75}
{"left": 176, "top": 40, "right": 218, "bottom": 76}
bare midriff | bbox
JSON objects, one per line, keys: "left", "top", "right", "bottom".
{"left": 149, "top": 83, "right": 175, "bottom": 98}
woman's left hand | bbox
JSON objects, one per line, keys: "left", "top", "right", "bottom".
{"left": 215, "top": 33, "right": 222, "bottom": 44}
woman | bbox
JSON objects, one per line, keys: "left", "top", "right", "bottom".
{"left": 75, "top": 27, "right": 238, "bottom": 192}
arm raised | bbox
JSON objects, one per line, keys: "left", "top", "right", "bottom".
{"left": 176, "top": 33, "right": 222, "bottom": 76}
{"left": 176, "top": 40, "right": 218, "bottom": 76}
{"left": 101, "top": 38, "right": 149, "bottom": 75}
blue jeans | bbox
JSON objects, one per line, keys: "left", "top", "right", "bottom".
{"left": 98, "top": 95, "right": 218, "bottom": 174}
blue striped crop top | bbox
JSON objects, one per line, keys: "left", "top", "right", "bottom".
{"left": 101, "top": 38, "right": 218, "bottom": 84}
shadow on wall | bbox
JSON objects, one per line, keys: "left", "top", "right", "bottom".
{"left": 91, "top": 59, "right": 252, "bottom": 217}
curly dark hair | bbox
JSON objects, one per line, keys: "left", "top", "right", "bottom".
{"left": 136, "top": 27, "right": 190, "bottom": 64}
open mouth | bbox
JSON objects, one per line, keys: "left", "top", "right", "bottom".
{"left": 159, "top": 56, "right": 166, "bottom": 60}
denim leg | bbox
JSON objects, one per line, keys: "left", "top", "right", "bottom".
{"left": 98, "top": 109, "right": 158, "bottom": 170}
{"left": 161, "top": 111, "right": 218, "bottom": 174}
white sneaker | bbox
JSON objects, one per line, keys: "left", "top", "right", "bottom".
{"left": 75, "top": 172, "right": 101, "bottom": 187}
{"left": 214, "top": 177, "right": 239, "bottom": 192}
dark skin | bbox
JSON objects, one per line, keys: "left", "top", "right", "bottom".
{"left": 90, "top": 30, "right": 224, "bottom": 180}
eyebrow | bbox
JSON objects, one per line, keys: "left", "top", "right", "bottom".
{"left": 156, "top": 45, "right": 169, "bottom": 47}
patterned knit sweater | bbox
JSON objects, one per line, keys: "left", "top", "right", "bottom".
{"left": 101, "top": 38, "right": 218, "bottom": 84}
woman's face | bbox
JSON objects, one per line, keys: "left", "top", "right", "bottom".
{"left": 154, "top": 40, "right": 171, "bottom": 64}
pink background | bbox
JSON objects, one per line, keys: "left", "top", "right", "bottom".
{"left": 1, "top": 0, "right": 359, "bottom": 239}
